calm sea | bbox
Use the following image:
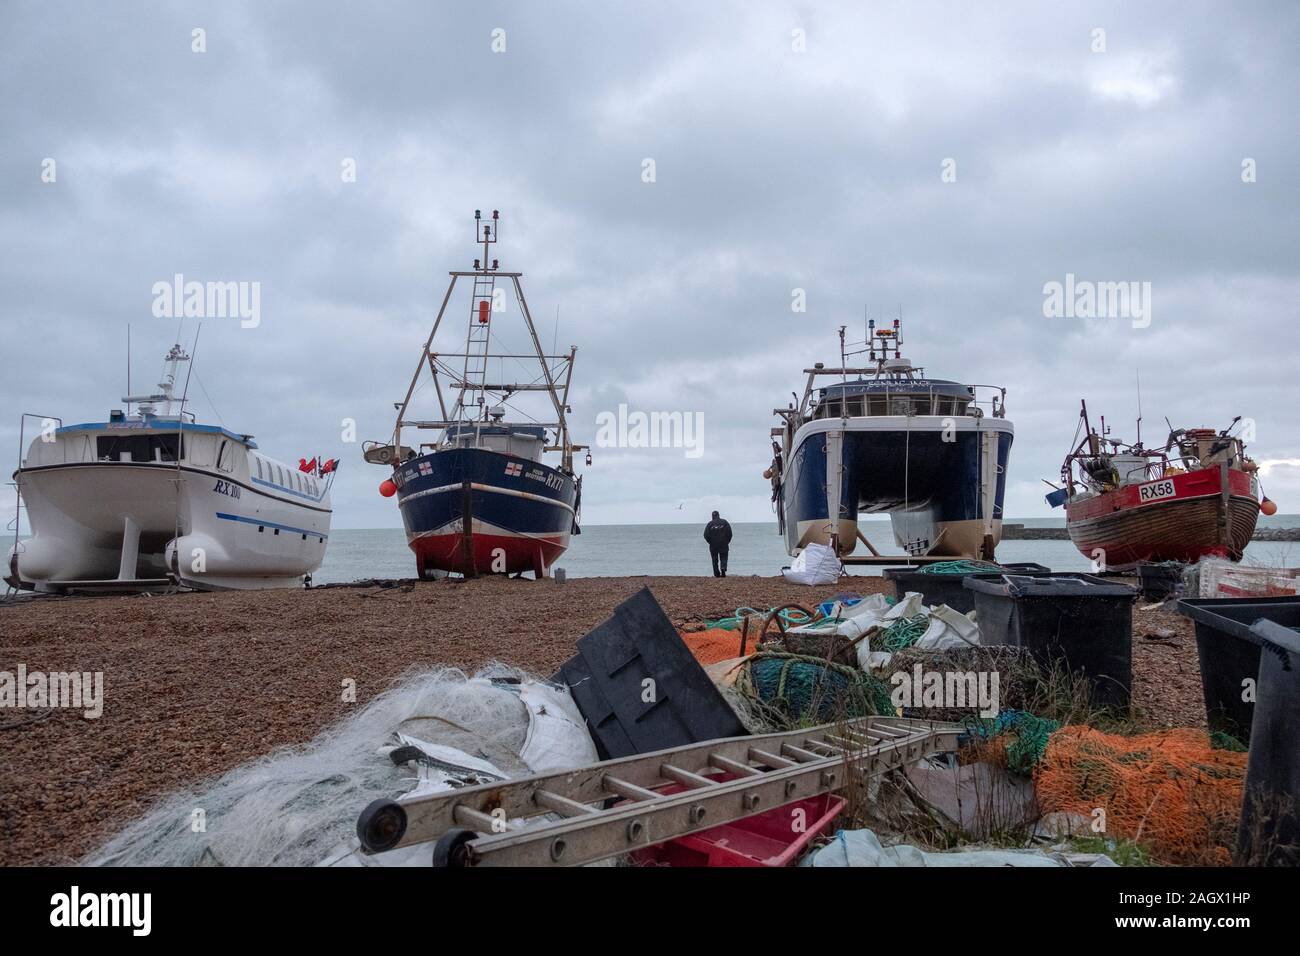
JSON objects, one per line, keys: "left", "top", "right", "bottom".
{"left": 313, "top": 516, "right": 1300, "bottom": 584}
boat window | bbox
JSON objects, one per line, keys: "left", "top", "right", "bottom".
{"left": 844, "top": 397, "right": 864, "bottom": 417}
{"left": 867, "top": 397, "right": 887, "bottom": 416}
{"left": 96, "top": 434, "right": 182, "bottom": 463}
{"left": 187, "top": 434, "right": 216, "bottom": 467}
{"left": 216, "top": 440, "right": 236, "bottom": 473}
{"left": 63, "top": 434, "right": 93, "bottom": 464}
{"left": 255, "top": 457, "right": 264, "bottom": 480}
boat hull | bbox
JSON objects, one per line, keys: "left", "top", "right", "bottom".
{"left": 7, "top": 461, "right": 330, "bottom": 591}
{"left": 781, "top": 416, "right": 1014, "bottom": 558}
{"left": 1065, "top": 466, "right": 1259, "bottom": 568}
{"left": 394, "top": 447, "right": 577, "bottom": 577}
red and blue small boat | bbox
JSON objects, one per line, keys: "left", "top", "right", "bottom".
{"left": 364, "top": 211, "right": 587, "bottom": 579}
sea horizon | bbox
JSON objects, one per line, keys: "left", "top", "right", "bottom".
{"left": 309, "top": 514, "right": 1300, "bottom": 584}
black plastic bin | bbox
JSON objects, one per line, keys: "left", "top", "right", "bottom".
{"left": 882, "top": 562, "right": 1051, "bottom": 614}
{"left": 1240, "top": 618, "right": 1300, "bottom": 865}
{"left": 1174, "top": 597, "right": 1300, "bottom": 745}
{"left": 964, "top": 573, "right": 1136, "bottom": 710}
{"left": 1137, "top": 562, "right": 1185, "bottom": 601}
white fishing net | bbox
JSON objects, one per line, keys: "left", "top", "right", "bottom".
{"left": 87, "top": 664, "right": 595, "bottom": 867}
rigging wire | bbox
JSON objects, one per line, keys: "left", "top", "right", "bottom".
{"left": 191, "top": 367, "right": 227, "bottom": 431}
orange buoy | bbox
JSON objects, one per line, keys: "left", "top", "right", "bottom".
{"left": 1261, "top": 497, "right": 1278, "bottom": 516}
{"left": 478, "top": 300, "right": 490, "bottom": 324}
{"left": 379, "top": 479, "right": 397, "bottom": 498}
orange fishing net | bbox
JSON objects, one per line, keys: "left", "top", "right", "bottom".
{"left": 1036, "top": 727, "right": 1247, "bottom": 865}
{"left": 679, "top": 628, "right": 747, "bottom": 666}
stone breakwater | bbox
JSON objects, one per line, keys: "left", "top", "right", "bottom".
{"left": 1001, "top": 524, "right": 1300, "bottom": 541}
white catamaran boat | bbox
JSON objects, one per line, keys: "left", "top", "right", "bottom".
{"left": 6, "top": 344, "right": 333, "bottom": 593}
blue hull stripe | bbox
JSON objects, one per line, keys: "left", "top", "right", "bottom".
{"left": 250, "top": 475, "right": 328, "bottom": 504}
{"left": 215, "top": 511, "right": 328, "bottom": 539}
{"left": 400, "top": 481, "right": 576, "bottom": 514}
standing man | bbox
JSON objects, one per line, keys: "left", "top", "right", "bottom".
{"left": 703, "top": 510, "right": 733, "bottom": 578}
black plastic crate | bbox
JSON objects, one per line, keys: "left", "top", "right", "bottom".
{"left": 882, "top": 562, "right": 1051, "bottom": 614}
{"left": 1175, "top": 597, "right": 1300, "bottom": 745}
{"left": 964, "top": 573, "right": 1136, "bottom": 710}
{"left": 553, "top": 586, "right": 747, "bottom": 759}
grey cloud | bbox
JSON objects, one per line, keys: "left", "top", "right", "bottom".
{"left": 2, "top": 0, "right": 1297, "bottom": 530}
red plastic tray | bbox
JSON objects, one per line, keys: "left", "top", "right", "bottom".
{"left": 629, "top": 773, "right": 846, "bottom": 867}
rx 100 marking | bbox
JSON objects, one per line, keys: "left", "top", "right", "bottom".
{"left": 213, "top": 479, "right": 241, "bottom": 499}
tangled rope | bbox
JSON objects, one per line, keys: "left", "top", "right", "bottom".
{"left": 735, "top": 652, "right": 895, "bottom": 723}
{"left": 960, "top": 709, "right": 1061, "bottom": 775}
{"left": 873, "top": 614, "right": 929, "bottom": 652}
{"left": 704, "top": 606, "right": 813, "bottom": 630}
{"left": 1036, "top": 727, "right": 1248, "bottom": 865}
{"left": 917, "top": 559, "right": 1004, "bottom": 575}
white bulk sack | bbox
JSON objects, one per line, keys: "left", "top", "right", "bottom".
{"left": 782, "top": 542, "right": 842, "bottom": 585}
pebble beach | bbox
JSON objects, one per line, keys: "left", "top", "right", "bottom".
{"left": 0, "top": 574, "right": 1203, "bottom": 865}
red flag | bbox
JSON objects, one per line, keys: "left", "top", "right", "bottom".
{"left": 321, "top": 458, "right": 339, "bottom": 474}
{"left": 299, "top": 457, "right": 317, "bottom": 473}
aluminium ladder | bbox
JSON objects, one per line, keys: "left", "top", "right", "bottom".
{"left": 356, "top": 715, "right": 960, "bottom": 867}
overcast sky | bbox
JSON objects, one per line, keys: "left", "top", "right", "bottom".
{"left": 2, "top": 1, "right": 1297, "bottom": 530}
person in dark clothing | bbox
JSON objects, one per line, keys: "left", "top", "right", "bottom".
{"left": 703, "top": 511, "right": 733, "bottom": 577}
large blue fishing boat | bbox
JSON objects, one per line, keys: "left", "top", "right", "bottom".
{"left": 363, "top": 211, "right": 587, "bottom": 579}
{"left": 768, "top": 320, "right": 1013, "bottom": 561}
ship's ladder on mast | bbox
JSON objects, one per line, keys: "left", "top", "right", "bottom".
{"left": 461, "top": 273, "right": 498, "bottom": 417}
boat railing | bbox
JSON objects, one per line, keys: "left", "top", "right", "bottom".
{"left": 968, "top": 385, "right": 1008, "bottom": 419}
{"left": 811, "top": 381, "right": 1008, "bottom": 420}
{"left": 1067, "top": 452, "right": 1212, "bottom": 489}
{"left": 10, "top": 413, "right": 63, "bottom": 573}
{"left": 1141, "top": 454, "right": 1217, "bottom": 481}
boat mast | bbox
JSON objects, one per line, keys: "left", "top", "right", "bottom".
{"left": 457, "top": 209, "right": 501, "bottom": 423}
{"left": 122, "top": 343, "right": 190, "bottom": 418}
{"left": 388, "top": 210, "right": 584, "bottom": 473}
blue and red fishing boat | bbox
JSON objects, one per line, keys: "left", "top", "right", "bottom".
{"left": 363, "top": 211, "right": 587, "bottom": 578}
